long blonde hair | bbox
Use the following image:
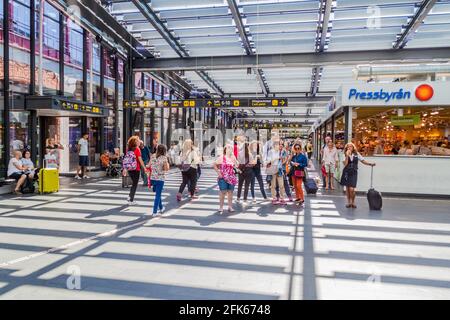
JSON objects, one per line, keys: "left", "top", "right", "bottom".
{"left": 344, "top": 142, "right": 358, "bottom": 155}
{"left": 181, "top": 139, "right": 193, "bottom": 156}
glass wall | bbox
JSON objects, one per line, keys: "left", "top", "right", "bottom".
{"left": 9, "top": 111, "right": 30, "bottom": 155}
{"left": 103, "top": 49, "right": 116, "bottom": 150}
{"left": 87, "top": 34, "right": 101, "bottom": 103}
{"left": 0, "top": 0, "right": 4, "bottom": 178}
{"left": 9, "top": 0, "right": 31, "bottom": 95}
{"left": 117, "top": 58, "right": 124, "bottom": 152}
{"left": 352, "top": 106, "right": 450, "bottom": 156}
{"left": 63, "top": 17, "right": 83, "bottom": 99}
{"left": 334, "top": 113, "right": 345, "bottom": 148}
{"left": 35, "top": 1, "right": 60, "bottom": 95}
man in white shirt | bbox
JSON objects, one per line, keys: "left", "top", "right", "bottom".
{"left": 322, "top": 140, "right": 338, "bottom": 190}
{"left": 75, "top": 133, "right": 90, "bottom": 179}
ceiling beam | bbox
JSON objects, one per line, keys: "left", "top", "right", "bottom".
{"left": 226, "top": 0, "right": 253, "bottom": 55}
{"left": 130, "top": 0, "right": 188, "bottom": 57}
{"left": 255, "top": 69, "right": 270, "bottom": 96}
{"left": 195, "top": 72, "right": 225, "bottom": 97}
{"left": 133, "top": 47, "right": 450, "bottom": 71}
{"left": 393, "top": 0, "right": 437, "bottom": 49}
{"left": 130, "top": 0, "right": 223, "bottom": 96}
{"left": 315, "top": 0, "right": 333, "bottom": 53}
{"left": 226, "top": 0, "right": 270, "bottom": 96}
{"left": 51, "top": 0, "right": 152, "bottom": 58}
{"left": 311, "top": 0, "right": 333, "bottom": 95}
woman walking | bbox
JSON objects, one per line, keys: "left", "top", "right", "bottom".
{"left": 249, "top": 141, "right": 267, "bottom": 203}
{"left": 340, "top": 142, "right": 376, "bottom": 208}
{"left": 236, "top": 142, "right": 255, "bottom": 203}
{"left": 214, "top": 144, "right": 238, "bottom": 214}
{"left": 289, "top": 144, "right": 308, "bottom": 205}
{"left": 147, "top": 144, "right": 170, "bottom": 216}
{"left": 177, "top": 139, "right": 200, "bottom": 201}
{"left": 124, "top": 136, "right": 146, "bottom": 205}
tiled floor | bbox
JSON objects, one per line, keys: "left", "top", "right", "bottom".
{"left": 0, "top": 167, "right": 449, "bottom": 299}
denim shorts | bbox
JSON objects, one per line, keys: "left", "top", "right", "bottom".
{"left": 79, "top": 155, "right": 89, "bottom": 166}
{"left": 218, "top": 178, "right": 235, "bottom": 191}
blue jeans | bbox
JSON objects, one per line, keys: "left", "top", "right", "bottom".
{"left": 151, "top": 180, "right": 164, "bottom": 214}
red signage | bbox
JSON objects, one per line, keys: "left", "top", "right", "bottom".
{"left": 415, "top": 84, "right": 434, "bottom": 101}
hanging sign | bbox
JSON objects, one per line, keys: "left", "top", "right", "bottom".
{"left": 390, "top": 115, "right": 421, "bottom": 126}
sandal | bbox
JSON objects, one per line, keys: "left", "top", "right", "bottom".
{"left": 351, "top": 204, "right": 357, "bottom": 208}
{"left": 345, "top": 204, "right": 352, "bottom": 208}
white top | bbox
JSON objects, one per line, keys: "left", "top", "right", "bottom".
{"left": 323, "top": 146, "right": 338, "bottom": 165}
{"left": 78, "top": 138, "right": 89, "bottom": 156}
{"left": 22, "top": 158, "right": 34, "bottom": 170}
{"left": 348, "top": 153, "right": 365, "bottom": 162}
{"left": 8, "top": 158, "right": 23, "bottom": 177}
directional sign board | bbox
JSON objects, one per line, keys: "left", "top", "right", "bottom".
{"left": 250, "top": 98, "right": 288, "bottom": 107}
{"left": 124, "top": 98, "right": 288, "bottom": 108}
{"left": 124, "top": 100, "right": 156, "bottom": 108}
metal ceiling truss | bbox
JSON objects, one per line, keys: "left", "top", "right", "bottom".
{"left": 226, "top": 0, "right": 270, "bottom": 96}
{"left": 133, "top": 47, "right": 450, "bottom": 71}
{"left": 394, "top": 0, "right": 438, "bottom": 49}
{"left": 129, "top": 0, "right": 224, "bottom": 96}
{"left": 310, "top": 0, "right": 334, "bottom": 96}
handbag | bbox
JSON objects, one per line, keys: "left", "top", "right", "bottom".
{"left": 294, "top": 169, "right": 304, "bottom": 178}
{"left": 321, "top": 165, "right": 327, "bottom": 176}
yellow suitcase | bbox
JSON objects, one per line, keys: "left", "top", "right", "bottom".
{"left": 38, "top": 168, "right": 60, "bottom": 194}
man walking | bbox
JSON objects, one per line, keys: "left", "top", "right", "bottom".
{"left": 75, "top": 133, "right": 90, "bottom": 179}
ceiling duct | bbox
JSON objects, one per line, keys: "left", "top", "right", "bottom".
{"left": 354, "top": 64, "right": 450, "bottom": 80}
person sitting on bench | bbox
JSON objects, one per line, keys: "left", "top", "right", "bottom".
{"left": 7, "top": 151, "right": 28, "bottom": 195}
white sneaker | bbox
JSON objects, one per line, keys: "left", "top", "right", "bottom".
{"left": 83, "top": 175, "right": 90, "bottom": 179}
{"left": 158, "top": 207, "right": 165, "bottom": 214}
{"left": 127, "top": 200, "right": 138, "bottom": 206}
{"left": 236, "top": 198, "right": 241, "bottom": 203}
{"left": 75, "top": 175, "right": 82, "bottom": 180}
{"left": 253, "top": 198, "right": 257, "bottom": 204}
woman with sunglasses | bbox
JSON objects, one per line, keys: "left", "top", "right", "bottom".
{"left": 290, "top": 144, "right": 308, "bottom": 204}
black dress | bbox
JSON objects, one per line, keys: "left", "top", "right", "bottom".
{"left": 340, "top": 154, "right": 359, "bottom": 188}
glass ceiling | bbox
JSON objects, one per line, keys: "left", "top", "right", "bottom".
{"left": 105, "top": 0, "right": 450, "bottom": 120}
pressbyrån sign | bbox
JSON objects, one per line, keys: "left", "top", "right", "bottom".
{"left": 339, "top": 82, "right": 446, "bottom": 107}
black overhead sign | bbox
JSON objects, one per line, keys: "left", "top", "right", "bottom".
{"left": 123, "top": 98, "right": 288, "bottom": 108}
{"left": 26, "top": 96, "right": 108, "bottom": 117}
{"left": 240, "top": 122, "right": 303, "bottom": 129}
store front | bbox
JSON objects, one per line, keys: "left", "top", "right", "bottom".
{"left": 26, "top": 96, "right": 109, "bottom": 174}
{"left": 314, "top": 81, "right": 450, "bottom": 196}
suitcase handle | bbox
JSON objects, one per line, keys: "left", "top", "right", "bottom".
{"left": 370, "top": 165, "right": 374, "bottom": 189}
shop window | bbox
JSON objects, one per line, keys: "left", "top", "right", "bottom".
{"left": 334, "top": 114, "right": 345, "bottom": 149}
{"left": 9, "top": 111, "right": 30, "bottom": 156}
{"left": 87, "top": 34, "right": 101, "bottom": 103}
{"left": 63, "top": 17, "right": 83, "bottom": 100}
{"left": 103, "top": 49, "right": 115, "bottom": 107}
{"left": 9, "top": 0, "right": 31, "bottom": 95}
{"left": 352, "top": 107, "right": 450, "bottom": 157}
{"left": 0, "top": 0, "right": 5, "bottom": 177}
{"left": 117, "top": 59, "right": 124, "bottom": 151}
{"left": 34, "top": 1, "right": 60, "bottom": 95}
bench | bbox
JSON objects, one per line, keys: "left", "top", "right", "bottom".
{"left": 0, "top": 179, "right": 16, "bottom": 195}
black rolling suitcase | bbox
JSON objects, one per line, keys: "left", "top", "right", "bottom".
{"left": 367, "top": 166, "right": 382, "bottom": 210}
{"left": 303, "top": 168, "right": 318, "bottom": 194}
{"left": 304, "top": 178, "right": 318, "bottom": 194}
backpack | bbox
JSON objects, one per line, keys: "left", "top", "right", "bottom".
{"left": 122, "top": 150, "right": 137, "bottom": 171}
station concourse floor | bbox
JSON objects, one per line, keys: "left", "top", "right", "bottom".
{"left": 0, "top": 166, "right": 449, "bottom": 300}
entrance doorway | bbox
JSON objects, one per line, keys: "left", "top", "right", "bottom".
{"left": 39, "top": 116, "right": 100, "bottom": 174}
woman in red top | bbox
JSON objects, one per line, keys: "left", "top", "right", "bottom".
{"left": 127, "top": 136, "right": 146, "bottom": 205}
